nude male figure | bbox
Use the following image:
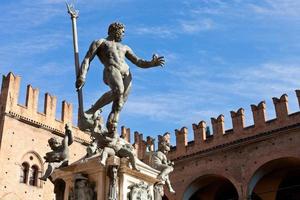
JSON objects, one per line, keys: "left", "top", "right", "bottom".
{"left": 76, "top": 22, "right": 164, "bottom": 136}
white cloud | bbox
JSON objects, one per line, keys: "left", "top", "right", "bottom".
{"left": 0, "top": 32, "right": 69, "bottom": 59}
{"left": 180, "top": 19, "right": 214, "bottom": 34}
{"left": 132, "top": 18, "right": 214, "bottom": 38}
{"left": 0, "top": 1, "right": 64, "bottom": 33}
{"left": 134, "top": 26, "right": 174, "bottom": 38}
{"left": 249, "top": 0, "right": 300, "bottom": 18}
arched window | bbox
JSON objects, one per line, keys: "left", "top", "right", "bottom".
{"left": 20, "top": 162, "right": 29, "bottom": 183}
{"left": 20, "top": 151, "right": 43, "bottom": 187}
{"left": 29, "top": 165, "right": 39, "bottom": 186}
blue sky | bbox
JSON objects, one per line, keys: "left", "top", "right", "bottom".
{"left": 1, "top": 0, "right": 300, "bottom": 144}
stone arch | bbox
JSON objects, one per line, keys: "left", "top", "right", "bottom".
{"left": 19, "top": 151, "right": 44, "bottom": 187}
{"left": 247, "top": 157, "right": 300, "bottom": 200}
{"left": 20, "top": 151, "right": 44, "bottom": 170}
{"left": 183, "top": 173, "right": 239, "bottom": 200}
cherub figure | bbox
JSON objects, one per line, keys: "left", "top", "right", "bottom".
{"left": 99, "top": 135, "right": 140, "bottom": 171}
{"left": 40, "top": 124, "right": 73, "bottom": 181}
{"left": 151, "top": 133, "right": 175, "bottom": 193}
{"left": 84, "top": 115, "right": 140, "bottom": 171}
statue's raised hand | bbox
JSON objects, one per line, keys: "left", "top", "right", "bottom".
{"left": 76, "top": 76, "right": 85, "bottom": 91}
{"left": 152, "top": 54, "right": 165, "bottom": 67}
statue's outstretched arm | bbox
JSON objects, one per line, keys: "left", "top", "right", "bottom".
{"left": 76, "top": 40, "right": 103, "bottom": 89}
{"left": 63, "top": 124, "right": 74, "bottom": 147}
{"left": 125, "top": 46, "right": 165, "bottom": 68}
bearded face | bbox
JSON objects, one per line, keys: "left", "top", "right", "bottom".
{"left": 108, "top": 22, "right": 125, "bottom": 42}
{"left": 114, "top": 28, "right": 125, "bottom": 42}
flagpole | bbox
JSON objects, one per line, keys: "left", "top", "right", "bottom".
{"left": 66, "top": 2, "right": 84, "bottom": 126}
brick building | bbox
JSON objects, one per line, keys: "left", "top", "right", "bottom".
{"left": 165, "top": 93, "right": 300, "bottom": 200}
{"left": 0, "top": 72, "right": 299, "bottom": 200}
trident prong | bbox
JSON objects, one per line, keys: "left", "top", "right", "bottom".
{"left": 66, "top": 1, "right": 79, "bottom": 18}
{"left": 65, "top": 0, "right": 84, "bottom": 126}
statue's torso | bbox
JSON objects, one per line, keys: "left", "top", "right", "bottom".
{"left": 97, "top": 39, "right": 130, "bottom": 75}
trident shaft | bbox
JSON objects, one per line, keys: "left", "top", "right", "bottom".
{"left": 66, "top": 2, "right": 84, "bottom": 125}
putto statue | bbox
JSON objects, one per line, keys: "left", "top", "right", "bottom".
{"left": 85, "top": 115, "right": 140, "bottom": 171}
{"left": 151, "top": 133, "right": 175, "bottom": 194}
{"left": 76, "top": 22, "right": 165, "bottom": 137}
{"left": 40, "top": 124, "right": 73, "bottom": 181}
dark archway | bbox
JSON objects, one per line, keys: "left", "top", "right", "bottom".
{"left": 248, "top": 157, "right": 300, "bottom": 200}
{"left": 54, "top": 179, "right": 66, "bottom": 200}
{"left": 184, "top": 174, "right": 239, "bottom": 200}
{"left": 162, "top": 195, "right": 169, "bottom": 200}
{"left": 20, "top": 162, "right": 29, "bottom": 184}
{"left": 29, "top": 165, "right": 39, "bottom": 186}
{"left": 276, "top": 169, "right": 300, "bottom": 200}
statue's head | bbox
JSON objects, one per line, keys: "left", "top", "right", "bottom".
{"left": 48, "top": 137, "right": 60, "bottom": 149}
{"left": 108, "top": 22, "right": 125, "bottom": 42}
{"left": 158, "top": 133, "right": 171, "bottom": 153}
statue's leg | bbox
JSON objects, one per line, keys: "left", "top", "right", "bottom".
{"left": 118, "top": 148, "right": 140, "bottom": 171}
{"left": 106, "top": 68, "right": 125, "bottom": 136}
{"left": 39, "top": 163, "right": 55, "bottom": 181}
{"left": 165, "top": 176, "right": 176, "bottom": 193}
{"left": 122, "top": 72, "right": 132, "bottom": 104}
{"left": 106, "top": 73, "right": 132, "bottom": 137}
{"left": 100, "top": 147, "right": 115, "bottom": 166}
{"left": 158, "top": 165, "right": 173, "bottom": 180}
{"left": 86, "top": 90, "right": 114, "bottom": 114}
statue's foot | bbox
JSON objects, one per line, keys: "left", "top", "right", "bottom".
{"left": 79, "top": 110, "right": 103, "bottom": 131}
{"left": 169, "top": 188, "right": 176, "bottom": 194}
{"left": 132, "top": 166, "right": 140, "bottom": 172}
{"left": 99, "top": 159, "right": 106, "bottom": 166}
{"left": 86, "top": 108, "right": 102, "bottom": 115}
{"left": 157, "top": 174, "right": 164, "bottom": 180}
{"left": 39, "top": 176, "right": 47, "bottom": 181}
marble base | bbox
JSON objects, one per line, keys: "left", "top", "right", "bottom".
{"left": 51, "top": 155, "right": 160, "bottom": 200}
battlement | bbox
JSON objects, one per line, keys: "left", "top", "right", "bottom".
{"left": 167, "top": 91, "right": 300, "bottom": 160}
{"left": 2, "top": 72, "right": 300, "bottom": 162}
{"left": 0, "top": 72, "right": 90, "bottom": 144}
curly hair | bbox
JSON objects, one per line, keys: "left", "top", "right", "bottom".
{"left": 108, "top": 22, "right": 125, "bottom": 38}
{"left": 48, "top": 137, "right": 59, "bottom": 146}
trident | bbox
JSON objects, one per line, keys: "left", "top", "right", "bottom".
{"left": 66, "top": 2, "right": 84, "bottom": 126}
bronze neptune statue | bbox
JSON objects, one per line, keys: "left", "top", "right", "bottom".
{"left": 76, "top": 22, "right": 165, "bottom": 137}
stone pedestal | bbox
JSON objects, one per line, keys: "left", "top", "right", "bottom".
{"left": 51, "top": 155, "right": 160, "bottom": 200}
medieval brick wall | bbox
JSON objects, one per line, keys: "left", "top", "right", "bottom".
{"left": 0, "top": 72, "right": 299, "bottom": 200}
{"left": 164, "top": 91, "right": 300, "bottom": 200}
{"left": 0, "top": 73, "right": 89, "bottom": 200}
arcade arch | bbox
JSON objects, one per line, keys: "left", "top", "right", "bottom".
{"left": 248, "top": 157, "right": 300, "bottom": 200}
{"left": 183, "top": 174, "right": 239, "bottom": 200}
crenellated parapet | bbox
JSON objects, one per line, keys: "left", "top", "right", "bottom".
{"left": 192, "top": 121, "right": 206, "bottom": 145}
{"left": 121, "top": 126, "right": 131, "bottom": 143}
{"left": 175, "top": 127, "right": 188, "bottom": 154}
{"left": 272, "top": 94, "right": 289, "bottom": 121}
{"left": 251, "top": 101, "right": 266, "bottom": 128}
{"left": 167, "top": 90, "right": 300, "bottom": 160}
{"left": 230, "top": 108, "right": 245, "bottom": 133}
{"left": 3, "top": 72, "right": 300, "bottom": 163}
{"left": 0, "top": 72, "right": 90, "bottom": 144}
{"left": 211, "top": 114, "right": 225, "bottom": 137}
{"left": 133, "top": 131, "right": 147, "bottom": 160}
